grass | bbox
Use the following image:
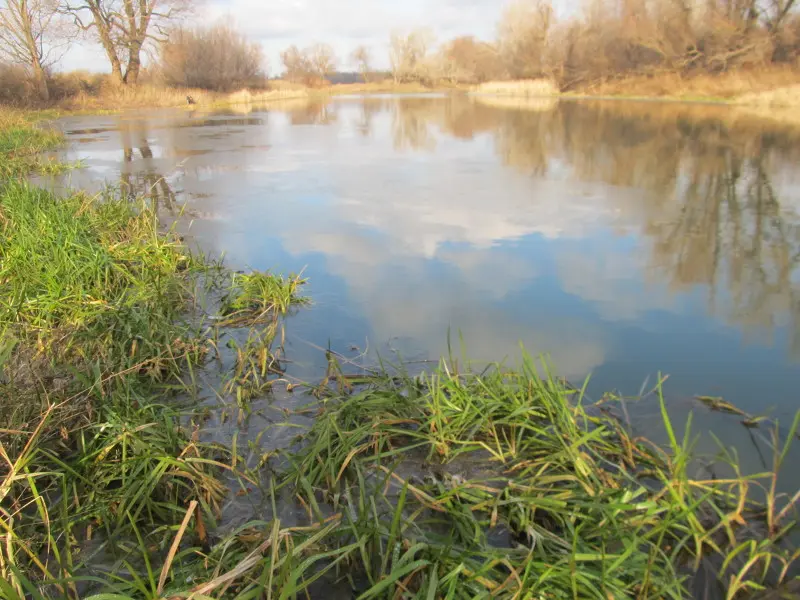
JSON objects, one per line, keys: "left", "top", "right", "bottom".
{"left": 571, "top": 66, "right": 800, "bottom": 103}
{"left": 736, "top": 85, "right": 800, "bottom": 108}
{"left": 56, "top": 83, "right": 309, "bottom": 112}
{"left": 222, "top": 88, "right": 310, "bottom": 107}
{"left": 0, "top": 118, "right": 306, "bottom": 598}
{"left": 18, "top": 357, "right": 793, "bottom": 599}
{"left": 0, "top": 109, "right": 69, "bottom": 177}
{"left": 323, "top": 80, "right": 461, "bottom": 95}
{"left": 473, "top": 79, "right": 560, "bottom": 97}
{"left": 1, "top": 109, "right": 798, "bottom": 599}
{"left": 271, "top": 359, "right": 800, "bottom": 599}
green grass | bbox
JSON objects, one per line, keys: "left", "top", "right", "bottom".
{"left": 0, "top": 176, "right": 303, "bottom": 598}
{"left": 25, "top": 358, "right": 794, "bottom": 600}
{"left": 221, "top": 270, "right": 308, "bottom": 327}
{"left": 0, "top": 109, "right": 70, "bottom": 178}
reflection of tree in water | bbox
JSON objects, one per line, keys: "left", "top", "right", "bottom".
{"left": 354, "top": 98, "right": 386, "bottom": 137}
{"left": 389, "top": 96, "right": 800, "bottom": 355}
{"left": 288, "top": 100, "right": 338, "bottom": 125}
{"left": 119, "top": 120, "right": 178, "bottom": 214}
{"left": 391, "top": 98, "right": 437, "bottom": 151}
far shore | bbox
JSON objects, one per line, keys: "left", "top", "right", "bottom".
{"left": 8, "top": 68, "right": 797, "bottom": 127}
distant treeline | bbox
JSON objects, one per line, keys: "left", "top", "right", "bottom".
{"left": 1, "top": 0, "right": 799, "bottom": 105}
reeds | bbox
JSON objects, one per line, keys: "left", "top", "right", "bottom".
{"left": 473, "top": 79, "right": 560, "bottom": 97}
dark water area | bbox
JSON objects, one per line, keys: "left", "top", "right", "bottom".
{"left": 42, "top": 95, "right": 800, "bottom": 481}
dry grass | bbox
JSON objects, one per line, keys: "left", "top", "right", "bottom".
{"left": 60, "top": 83, "right": 217, "bottom": 110}
{"left": 575, "top": 66, "right": 800, "bottom": 100}
{"left": 55, "top": 82, "right": 310, "bottom": 112}
{"left": 323, "top": 79, "right": 458, "bottom": 95}
{"left": 224, "top": 87, "right": 309, "bottom": 106}
{"left": 472, "top": 79, "right": 560, "bottom": 97}
{"left": 471, "top": 94, "right": 559, "bottom": 112}
{"left": 736, "top": 84, "right": 800, "bottom": 107}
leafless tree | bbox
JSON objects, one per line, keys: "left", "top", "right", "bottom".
{"left": 350, "top": 44, "right": 371, "bottom": 82}
{"left": 161, "top": 21, "right": 265, "bottom": 91}
{"left": 497, "top": 0, "right": 554, "bottom": 79}
{"left": 0, "top": 0, "right": 68, "bottom": 101}
{"left": 281, "top": 43, "right": 337, "bottom": 85}
{"left": 307, "top": 43, "right": 336, "bottom": 79}
{"left": 60, "top": 0, "right": 191, "bottom": 85}
{"left": 442, "top": 36, "right": 503, "bottom": 83}
{"left": 389, "top": 29, "right": 434, "bottom": 83}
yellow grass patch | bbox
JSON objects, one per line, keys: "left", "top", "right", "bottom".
{"left": 472, "top": 79, "right": 559, "bottom": 97}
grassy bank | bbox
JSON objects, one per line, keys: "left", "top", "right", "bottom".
{"left": 0, "top": 114, "right": 303, "bottom": 598}
{"left": 0, "top": 110, "right": 69, "bottom": 177}
{"left": 1, "top": 112, "right": 799, "bottom": 599}
{"left": 569, "top": 67, "right": 800, "bottom": 105}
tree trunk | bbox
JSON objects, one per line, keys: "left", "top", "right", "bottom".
{"left": 31, "top": 60, "right": 49, "bottom": 102}
{"left": 124, "top": 40, "right": 143, "bottom": 85}
{"left": 87, "top": 4, "right": 126, "bottom": 85}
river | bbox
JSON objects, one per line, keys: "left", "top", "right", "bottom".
{"left": 41, "top": 94, "right": 800, "bottom": 487}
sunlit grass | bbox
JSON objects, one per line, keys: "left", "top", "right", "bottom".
{"left": 0, "top": 109, "right": 66, "bottom": 177}
{"left": 473, "top": 79, "right": 560, "bottom": 97}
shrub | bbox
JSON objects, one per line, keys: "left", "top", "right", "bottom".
{"left": 161, "top": 21, "right": 266, "bottom": 91}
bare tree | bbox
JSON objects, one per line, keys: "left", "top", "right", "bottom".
{"left": 307, "top": 43, "right": 336, "bottom": 80}
{"left": 281, "top": 45, "right": 308, "bottom": 83}
{"left": 281, "top": 43, "right": 337, "bottom": 85}
{"left": 442, "top": 36, "right": 503, "bottom": 83}
{"left": 350, "top": 44, "right": 371, "bottom": 82}
{"left": 389, "top": 29, "right": 434, "bottom": 83}
{"left": 497, "top": 0, "right": 554, "bottom": 79}
{"left": 60, "top": 0, "right": 191, "bottom": 85}
{"left": 0, "top": 0, "right": 67, "bottom": 101}
{"left": 161, "top": 21, "right": 265, "bottom": 91}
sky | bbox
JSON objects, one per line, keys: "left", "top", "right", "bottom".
{"left": 59, "top": 0, "right": 510, "bottom": 74}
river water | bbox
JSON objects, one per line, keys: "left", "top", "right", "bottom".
{"left": 44, "top": 94, "right": 800, "bottom": 481}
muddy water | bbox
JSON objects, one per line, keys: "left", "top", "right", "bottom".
{"left": 44, "top": 95, "right": 800, "bottom": 492}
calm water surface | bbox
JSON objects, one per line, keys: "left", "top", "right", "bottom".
{"left": 47, "top": 95, "right": 800, "bottom": 466}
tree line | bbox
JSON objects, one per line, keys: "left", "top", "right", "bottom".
{"left": 1, "top": 0, "right": 799, "bottom": 103}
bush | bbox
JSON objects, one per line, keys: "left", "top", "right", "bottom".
{"left": 0, "top": 63, "right": 35, "bottom": 105}
{"left": 161, "top": 21, "right": 266, "bottom": 91}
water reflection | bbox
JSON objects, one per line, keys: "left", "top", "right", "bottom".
{"left": 119, "top": 119, "right": 177, "bottom": 212}
{"left": 54, "top": 97, "right": 800, "bottom": 424}
{"left": 371, "top": 98, "right": 800, "bottom": 361}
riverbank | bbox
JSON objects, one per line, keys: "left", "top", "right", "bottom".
{"left": 3, "top": 65, "right": 796, "bottom": 117}
{"left": 1, "top": 111, "right": 799, "bottom": 599}
{"left": 568, "top": 67, "right": 800, "bottom": 106}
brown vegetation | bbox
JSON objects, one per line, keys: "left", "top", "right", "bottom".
{"left": 0, "top": 0, "right": 66, "bottom": 102}
{"left": 160, "top": 21, "right": 265, "bottom": 91}
{"left": 0, "top": 0, "right": 798, "bottom": 109}
{"left": 281, "top": 43, "right": 338, "bottom": 87}
{"left": 571, "top": 65, "right": 800, "bottom": 99}
{"left": 495, "top": 0, "right": 800, "bottom": 90}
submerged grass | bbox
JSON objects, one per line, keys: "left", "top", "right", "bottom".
{"left": 273, "top": 360, "right": 800, "bottom": 599}
{"left": 30, "top": 358, "right": 796, "bottom": 600}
